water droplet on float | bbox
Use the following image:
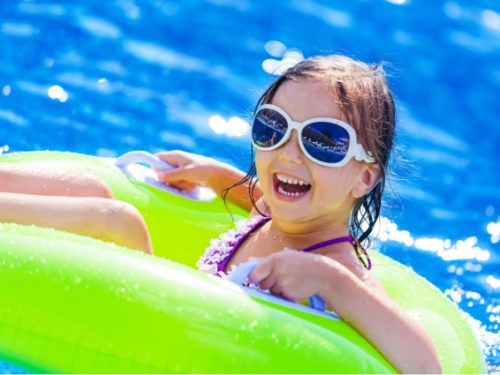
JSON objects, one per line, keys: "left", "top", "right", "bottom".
{"left": 9, "top": 240, "right": 14, "bottom": 245}
{"left": 134, "top": 283, "right": 139, "bottom": 290}
{"left": 86, "top": 165, "right": 91, "bottom": 171}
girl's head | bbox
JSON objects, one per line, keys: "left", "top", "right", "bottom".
{"left": 225, "top": 55, "right": 397, "bottom": 251}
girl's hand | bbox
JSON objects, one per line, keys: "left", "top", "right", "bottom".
{"left": 154, "top": 150, "right": 225, "bottom": 192}
{"left": 248, "top": 251, "right": 329, "bottom": 302}
{"left": 155, "top": 150, "right": 261, "bottom": 212}
{"left": 250, "top": 251, "right": 442, "bottom": 374}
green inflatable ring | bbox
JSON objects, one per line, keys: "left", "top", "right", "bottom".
{"left": 0, "top": 151, "right": 486, "bottom": 374}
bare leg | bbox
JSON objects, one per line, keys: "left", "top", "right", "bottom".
{"left": 0, "top": 163, "right": 115, "bottom": 198}
{"left": 0, "top": 164, "right": 152, "bottom": 254}
{"left": 0, "top": 192, "right": 153, "bottom": 254}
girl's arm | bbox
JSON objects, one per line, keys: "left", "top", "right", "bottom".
{"left": 155, "top": 151, "right": 262, "bottom": 212}
{"left": 0, "top": 192, "right": 152, "bottom": 254}
{"left": 319, "top": 257, "right": 441, "bottom": 374}
{"left": 249, "top": 251, "right": 442, "bottom": 374}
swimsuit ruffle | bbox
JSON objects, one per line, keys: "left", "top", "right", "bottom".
{"left": 196, "top": 216, "right": 263, "bottom": 279}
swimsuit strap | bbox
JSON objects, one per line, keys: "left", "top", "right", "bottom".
{"left": 220, "top": 216, "right": 371, "bottom": 272}
{"left": 301, "top": 236, "right": 355, "bottom": 252}
{"left": 302, "top": 235, "right": 372, "bottom": 270}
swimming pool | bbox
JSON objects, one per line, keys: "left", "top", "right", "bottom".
{"left": 0, "top": 0, "right": 499, "bottom": 372}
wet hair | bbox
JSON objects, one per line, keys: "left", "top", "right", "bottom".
{"left": 222, "top": 55, "right": 397, "bottom": 267}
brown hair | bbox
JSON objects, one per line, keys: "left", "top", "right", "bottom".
{"left": 223, "top": 55, "right": 397, "bottom": 262}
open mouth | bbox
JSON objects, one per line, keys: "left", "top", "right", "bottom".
{"left": 273, "top": 173, "right": 311, "bottom": 200}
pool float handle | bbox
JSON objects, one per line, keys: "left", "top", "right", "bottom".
{"left": 228, "top": 261, "right": 327, "bottom": 311}
{"left": 111, "top": 151, "right": 216, "bottom": 202}
{"left": 115, "top": 150, "right": 176, "bottom": 171}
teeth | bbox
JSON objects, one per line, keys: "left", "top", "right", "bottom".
{"left": 278, "top": 185, "right": 305, "bottom": 197}
{"left": 276, "top": 174, "right": 309, "bottom": 186}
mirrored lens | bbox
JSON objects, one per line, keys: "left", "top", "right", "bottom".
{"left": 301, "top": 122, "right": 350, "bottom": 164}
{"left": 252, "top": 108, "right": 288, "bottom": 148}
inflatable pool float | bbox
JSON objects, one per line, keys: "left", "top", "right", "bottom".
{"left": 0, "top": 151, "right": 486, "bottom": 374}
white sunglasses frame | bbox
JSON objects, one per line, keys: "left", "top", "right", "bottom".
{"left": 251, "top": 104, "right": 375, "bottom": 167}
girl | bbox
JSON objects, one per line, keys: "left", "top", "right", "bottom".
{"left": 0, "top": 55, "right": 441, "bottom": 373}
{"left": 154, "top": 56, "right": 442, "bottom": 373}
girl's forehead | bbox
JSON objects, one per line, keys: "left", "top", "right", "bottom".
{"left": 271, "top": 80, "right": 347, "bottom": 123}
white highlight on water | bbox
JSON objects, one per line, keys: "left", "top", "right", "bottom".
{"left": 47, "top": 85, "right": 68, "bottom": 102}
{"left": 208, "top": 115, "right": 249, "bottom": 137}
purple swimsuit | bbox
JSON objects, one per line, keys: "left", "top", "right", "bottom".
{"left": 196, "top": 216, "right": 371, "bottom": 281}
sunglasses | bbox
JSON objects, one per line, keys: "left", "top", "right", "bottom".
{"left": 251, "top": 105, "right": 375, "bottom": 167}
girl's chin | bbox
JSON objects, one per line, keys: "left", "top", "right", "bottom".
{"left": 267, "top": 196, "right": 313, "bottom": 222}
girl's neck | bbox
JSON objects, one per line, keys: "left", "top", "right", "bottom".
{"left": 267, "top": 213, "right": 351, "bottom": 247}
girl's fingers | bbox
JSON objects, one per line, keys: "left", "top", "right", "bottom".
{"left": 172, "top": 181, "right": 200, "bottom": 191}
{"left": 157, "top": 168, "right": 193, "bottom": 183}
{"left": 257, "top": 274, "right": 277, "bottom": 291}
{"left": 166, "top": 179, "right": 199, "bottom": 190}
{"left": 269, "top": 283, "right": 284, "bottom": 297}
{"left": 155, "top": 151, "right": 186, "bottom": 168}
{"left": 248, "top": 257, "right": 275, "bottom": 284}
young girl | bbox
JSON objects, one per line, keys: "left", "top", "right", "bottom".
{"left": 154, "top": 56, "right": 442, "bottom": 373}
{"left": 0, "top": 55, "right": 441, "bottom": 373}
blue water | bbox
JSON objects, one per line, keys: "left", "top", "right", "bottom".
{"left": 0, "top": 0, "right": 499, "bottom": 371}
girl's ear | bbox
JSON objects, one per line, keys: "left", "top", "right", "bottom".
{"left": 351, "top": 163, "right": 382, "bottom": 199}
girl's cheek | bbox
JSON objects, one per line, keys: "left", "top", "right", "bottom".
{"left": 255, "top": 150, "right": 277, "bottom": 174}
{"left": 311, "top": 166, "right": 350, "bottom": 207}
{"left": 255, "top": 151, "right": 274, "bottom": 192}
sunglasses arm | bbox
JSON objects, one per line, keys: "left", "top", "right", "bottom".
{"left": 355, "top": 144, "right": 376, "bottom": 163}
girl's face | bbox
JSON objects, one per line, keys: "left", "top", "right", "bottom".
{"left": 255, "top": 80, "right": 366, "bottom": 226}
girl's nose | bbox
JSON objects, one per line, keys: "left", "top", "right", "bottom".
{"left": 279, "top": 130, "right": 305, "bottom": 166}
